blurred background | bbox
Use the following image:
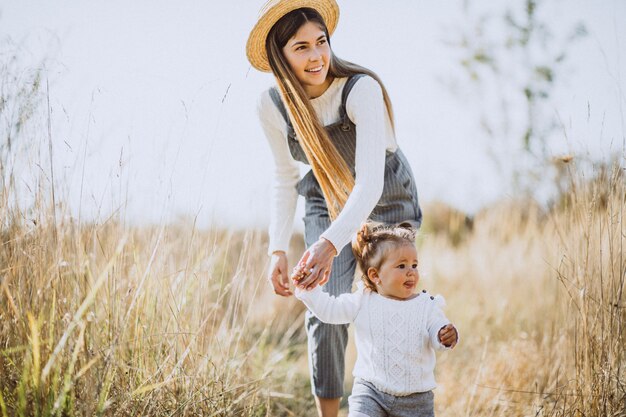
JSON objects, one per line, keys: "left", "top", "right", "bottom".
{"left": 1, "top": 1, "right": 624, "bottom": 416}
{"left": 2, "top": 0, "right": 623, "bottom": 228}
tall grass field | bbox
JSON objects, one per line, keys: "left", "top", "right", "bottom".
{"left": 0, "top": 158, "right": 624, "bottom": 416}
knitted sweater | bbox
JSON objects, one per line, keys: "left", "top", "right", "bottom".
{"left": 295, "top": 283, "right": 453, "bottom": 396}
{"left": 256, "top": 75, "right": 398, "bottom": 255}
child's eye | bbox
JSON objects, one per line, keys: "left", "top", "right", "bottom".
{"left": 397, "top": 264, "right": 405, "bottom": 269}
{"left": 412, "top": 263, "right": 418, "bottom": 269}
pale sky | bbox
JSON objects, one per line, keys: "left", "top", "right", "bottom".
{"left": 2, "top": 0, "right": 624, "bottom": 230}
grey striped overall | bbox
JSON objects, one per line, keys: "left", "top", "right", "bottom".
{"left": 270, "top": 74, "right": 422, "bottom": 398}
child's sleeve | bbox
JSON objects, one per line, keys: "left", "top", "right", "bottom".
{"left": 295, "top": 284, "right": 364, "bottom": 324}
{"left": 427, "top": 295, "right": 458, "bottom": 350}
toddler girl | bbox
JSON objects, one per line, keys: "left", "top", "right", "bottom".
{"left": 293, "top": 222, "right": 458, "bottom": 417}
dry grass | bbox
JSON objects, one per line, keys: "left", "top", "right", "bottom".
{"left": 0, "top": 194, "right": 310, "bottom": 415}
{"left": 0, "top": 160, "right": 624, "bottom": 416}
{"left": 2, "top": 23, "right": 624, "bottom": 417}
{"left": 425, "top": 163, "right": 626, "bottom": 416}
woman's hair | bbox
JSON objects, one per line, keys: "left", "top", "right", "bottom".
{"left": 351, "top": 222, "right": 417, "bottom": 292}
{"left": 265, "top": 8, "right": 396, "bottom": 219}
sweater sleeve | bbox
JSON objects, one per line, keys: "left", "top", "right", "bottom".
{"left": 427, "top": 295, "right": 456, "bottom": 351}
{"left": 320, "top": 76, "right": 387, "bottom": 252}
{"left": 257, "top": 90, "right": 301, "bottom": 255}
{"left": 295, "top": 284, "right": 364, "bottom": 324}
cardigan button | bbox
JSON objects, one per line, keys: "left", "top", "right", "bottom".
{"left": 422, "top": 289, "right": 427, "bottom": 293}
{"left": 341, "top": 124, "right": 351, "bottom": 131}
{"left": 430, "top": 296, "right": 434, "bottom": 300}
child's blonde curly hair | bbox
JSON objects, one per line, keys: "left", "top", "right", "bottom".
{"left": 351, "top": 221, "right": 418, "bottom": 292}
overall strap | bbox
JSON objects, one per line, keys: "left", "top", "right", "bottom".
{"left": 269, "top": 87, "right": 291, "bottom": 128}
{"left": 339, "top": 73, "right": 367, "bottom": 124}
{"left": 269, "top": 87, "right": 297, "bottom": 139}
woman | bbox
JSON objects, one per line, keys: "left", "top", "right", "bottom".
{"left": 246, "top": 1, "right": 422, "bottom": 416}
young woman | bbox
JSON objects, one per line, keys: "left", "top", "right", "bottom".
{"left": 246, "top": 1, "right": 422, "bottom": 416}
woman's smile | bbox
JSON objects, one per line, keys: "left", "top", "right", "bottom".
{"left": 305, "top": 64, "right": 324, "bottom": 74}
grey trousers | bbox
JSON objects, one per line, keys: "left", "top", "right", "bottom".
{"left": 304, "top": 228, "right": 356, "bottom": 398}
{"left": 348, "top": 378, "right": 435, "bottom": 417}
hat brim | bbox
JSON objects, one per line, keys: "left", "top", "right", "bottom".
{"left": 246, "top": 0, "right": 340, "bottom": 73}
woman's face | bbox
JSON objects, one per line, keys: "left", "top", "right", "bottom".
{"left": 282, "top": 21, "right": 333, "bottom": 98}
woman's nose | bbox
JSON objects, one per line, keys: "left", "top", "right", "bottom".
{"left": 310, "top": 49, "right": 322, "bottom": 62}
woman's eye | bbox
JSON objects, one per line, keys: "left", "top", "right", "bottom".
{"left": 318, "top": 39, "right": 327, "bottom": 45}
{"left": 296, "top": 46, "right": 306, "bottom": 51}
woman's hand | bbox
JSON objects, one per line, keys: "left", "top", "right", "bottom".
{"left": 268, "top": 251, "right": 292, "bottom": 297}
{"left": 291, "top": 238, "right": 337, "bottom": 290}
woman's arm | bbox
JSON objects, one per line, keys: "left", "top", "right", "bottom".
{"left": 295, "top": 285, "right": 364, "bottom": 324}
{"left": 257, "top": 90, "right": 300, "bottom": 255}
{"left": 320, "top": 76, "right": 388, "bottom": 251}
{"left": 295, "top": 76, "right": 389, "bottom": 289}
{"left": 258, "top": 90, "right": 300, "bottom": 296}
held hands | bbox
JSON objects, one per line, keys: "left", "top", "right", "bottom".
{"left": 267, "top": 251, "right": 292, "bottom": 297}
{"left": 438, "top": 323, "right": 458, "bottom": 349}
{"left": 291, "top": 238, "right": 337, "bottom": 291}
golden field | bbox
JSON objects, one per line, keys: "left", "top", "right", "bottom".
{"left": 0, "top": 161, "right": 624, "bottom": 416}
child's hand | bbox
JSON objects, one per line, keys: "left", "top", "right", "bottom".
{"left": 291, "top": 239, "right": 335, "bottom": 290}
{"left": 291, "top": 262, "right": 309, "bottom": 284}
{"left": 438, "top": 324, "right": 458, "bottom": 349}
{"left": 290, "top": 247, "right": 332, "bottom": 290}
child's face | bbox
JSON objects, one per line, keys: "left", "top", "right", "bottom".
{"left": 369, "top": 244, "right": 419, "bottom": 300}
{"left": 282, "top": 21, "right": 333, "bottom": 98}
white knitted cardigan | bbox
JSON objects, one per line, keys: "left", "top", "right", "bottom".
{"left": 256, "top": 75, "right": 398, "bottom": 255}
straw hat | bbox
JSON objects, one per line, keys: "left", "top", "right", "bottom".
{"left": 246, "top": 0, "right": 340, "bottom": 72}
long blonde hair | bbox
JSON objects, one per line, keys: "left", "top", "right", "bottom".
{"left": 266, "top": 8, "right": 395, "bottom": 219}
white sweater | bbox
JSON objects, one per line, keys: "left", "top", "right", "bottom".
{"left": 295, "top": 283, "right": 453, "bottom": 396}
{"left": 256, "top": 75, "right": 398, "bottom": 255}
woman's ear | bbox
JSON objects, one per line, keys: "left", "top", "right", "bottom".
{"left": 367, "top": 267, "right": 379, "bottom": 284}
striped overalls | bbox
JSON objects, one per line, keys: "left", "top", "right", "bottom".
{"left": 269, "top": 74, "right": 423, "bottom": 398}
